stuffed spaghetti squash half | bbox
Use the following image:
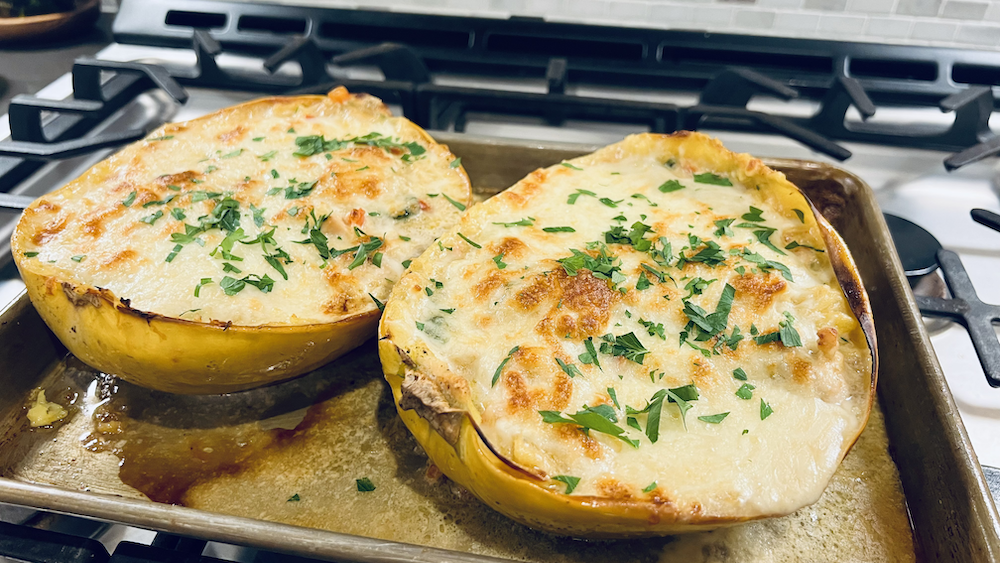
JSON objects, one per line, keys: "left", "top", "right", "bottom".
{"left": 378, "top": 132, "right": 876, "bottom": 537}
{"left": 12, "top": 87, "right": 470, "bottom": 394}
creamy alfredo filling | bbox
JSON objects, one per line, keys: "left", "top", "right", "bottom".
{"left": 402, "top": 152, "right": 869, "bottom": 517}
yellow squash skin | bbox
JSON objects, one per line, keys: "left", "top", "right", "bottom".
{"left": 378, "top": 132, "right": 876, "bottom": 537}
{"left": 13, "top": 88, "right": 470, "bottom": 394}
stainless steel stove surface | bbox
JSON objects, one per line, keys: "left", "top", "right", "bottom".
{"left": 1, "top": 3, "right": 1000, "bottom": 559}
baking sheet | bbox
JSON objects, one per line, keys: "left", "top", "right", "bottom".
{"left": 0, "top": 133, "right": 996, "bottom": 562}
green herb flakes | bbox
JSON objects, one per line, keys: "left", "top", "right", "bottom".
{"left": 457, "top": 232, "right": 481, "bottom": 248}
{"left": 70, "top": 255, "right": 85, "bottom": 262}
{"left": 733, "top": 367, "right": 748, "bottom": 381}
{"left": 122, "top": 191, "right": 137, "bottom": 207}
{"left": 561, "top": 162, "right": 583, "bottom": 171}
{"left": 698, "top": 412, "right": 730, "bottom": 424}
{"left": 492, "top": 253, "right": 507, "bottom": 269}
{"left": 539, "top": 405, "right": 638, "bottom": 448}
{"left": 760, "top": 399, "right": 774, "bottom": 420}
{"left": 793, "top": 209, "right": 806, "bottom": 223}
{"left": 693, "top": 173, "right": 732, "bottom": 186}
{"left": 356, "top": 478, "right": 376, "bottom": 492}
{"left": 658, "top": 179, "right": 684, "bottom": 193}
{"left": 556, "top": 358, "right": 583, "bottom": 378}
{"left": 642, "top": 482, "right": 658, "bottom": 493}
{"left": 552, "top": 475, "right": 580, "bottom": 494}
{"left": 542, "top": 226, "right": 576, "bottom": 233}
{"left": 442, "top": 193, "right": 466, "bottom": 211}
{"left": 450, "top": 157, "right": 462, "bottom": 168}
{"left": 735, "top": 383, "right": 756, "bottom": 400}
{"left": 287, "top": 494, "right": 301, "bottom": 502}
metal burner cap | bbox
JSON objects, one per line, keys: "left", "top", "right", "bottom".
{"left": 884, "top": 213, "right": 942, "bottom": 277}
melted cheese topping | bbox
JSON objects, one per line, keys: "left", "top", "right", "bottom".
{"left": 385, "top": 133, "right": 872, "bottom": 518}
{"left": 14, "top": 89, "right": 469, "bottom": 326}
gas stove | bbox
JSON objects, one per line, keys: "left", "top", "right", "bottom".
{"left": 1, "top": 0, "right": 1000, "bottom": 560}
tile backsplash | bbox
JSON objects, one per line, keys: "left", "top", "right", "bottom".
{"left": 252, "top": 0, "right": 1000, "bottom": 50}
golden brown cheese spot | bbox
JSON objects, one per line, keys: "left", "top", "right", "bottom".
{"left": 732, "top": 273, "right": 787, "bottom": 310}
{"left": 556, "top": 424, "right": 603, "bottom": 460}
{"left": 32, "top": 217, "right": 67, "bottom": 245}
{"left": 596, "top": 477, "right": 634, "bottom": 501}
{"left": 154, "top": 171, "right": 200, "bottom": 188}
{"left": 473, "top": 269, "right": 508, "bottom": 302}
{"left": 132, "top": 189, "right": 162, "bottom": 208}
{"left": 34, "top": 200, "right": 60, "bottom": 214}
{"left": 689, "top": 359, "right": 724, "bottom": 391}
{"left": 515, "top": 275, "right": 553, "bottom": 311}
{"left": 321, "top": 271, "right": 363, "bottom": 314}
{"left": 490, "top": 237, "right": 528, "bottom": 260}
{"left": 503, "top": 169, "right": 547, "bottom": 208}
{"left": 557, "top": 269, "right": 620, "bottom": 337}
{"left": 218, "top": 126, "right": 246, "bottom": 144}
{"left": 102, "top": 249, "right": 138, "bottom": 269}
{"left": 501, "top": 347, "right": 573, "bottom": 414}
{"left": 817, "top": 327, "right": 839, "bottom": 356}
{"left": 792, "top": 358, "right": 813, "bottom": 385}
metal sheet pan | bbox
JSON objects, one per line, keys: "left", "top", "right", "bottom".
{"left": 0, "top": 132, "right": 997, "bottom": 562}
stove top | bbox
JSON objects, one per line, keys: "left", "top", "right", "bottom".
{"left": 1, "top": 0, "right": 999, "bottom": 559}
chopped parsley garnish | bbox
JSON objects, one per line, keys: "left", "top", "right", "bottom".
{"left": 415, "top": 321, "right": 425, "bottom": 331}
{"left": 604, "top": 221, "right": 653, "bottom": 251}
{"left": 190, "top": 190, "right": 223, "bottom": 203}
{"left": 23, "top": 251, "right": 39, "bottom": 258}
{"left": 698, "top": 412, "right": 730, "bottom": 424}
{"left": 741, "top": 206, "right": 765, "bottom": 222}
{"left": 578, "top": 337, "right": 601, "bottom": 369}
{"left": 658, "top": 179, "right": 684, "bottom": 193}
{"left": 567, "top": 189, "right": 596, "bottom": 204}
{"left": 122, "top": 191, "right": 137, "bottom": 207}
{"left": 599, "top": 197, "right": 622, "bottom": 208}
{"left": 683, "top": 277, "right": 716, "bottom": 299}
{"left": 167, "top": 184, "right": 181, "bottom": 191}
{"left": 557, "top": 244, "right": 623, "bottom": 287}
{"left": 542, "top": 226, "right": 576, "bottom": 233}
{"left": 347, "top": 237, "right": 384, "bottom": 270}
{"left": 733, "top": 367, "right": 748, "bottom": 381}
{"left": 250, "top": 204, "right": 266, "bottom": 228}
{"left": 643, "top": 482, "right": 658, "bottom": 493}
{"left": 204, "top": 165, "right": 218, "bottom": 174}
{"left": 222, "top": 262, "right": 242, "bottom": 274}
{"left": 556, "top": 357, "right": 583, "bottom": 378}
{"left": 492, "top": 345, "right": 520, "bottom": 386}
{"left": 292, "top": 132, "right": 425, "bottom": 161}
{"left": 539, "top": 405, "right": 638, "bottom": 448}
{"left": 171, "top": 208, "right": 186, "bottom": 221}
{"left": 552, "top": 475, "right": 580, "bottom": 494}
{"left": 140, "top": 210, "right": 163, "bottom": 225}
{"left": 735, "top": 383, "right": 755, "bottom": 400}
{"left": 194, "top": 277, "right": 213, "bottom": 297}
{"left": 740, "top": 248, "right": 793, "bottom": 282}
{"left": 794, "top": 209, "right": 806, "bottom": 223}
{"left": 713, "top": 218, "right": 735, "bottom": 238}
{"left": 457, "top": 232, "right": 481, "bottom": 248}
{"left": 598, "top": 332, "right": 649, "bottom": 364}
{"left": 638, "top": 318, "right": 665, "bottom": 340}
{"left": 785, "top": 241, "right": 825, "bottom": 252}
{"left": 630, "top": 385, "right": 699, "bottom": 439}
{"left": 493, "top": 217, "right": 534, "bottom": 227}
{"left": 607, "top": 387, "right": 620, "bottom": 409}
{"left": 165, "top": 243, "right": 183, "bottom": 262}
{"left": 369, "top": 293, "right": 385, "bottom": 312}
{"left": 401, "top": 259, "right": 412, "bottom": 268}
{"left": 752, "top": 226, "right": 786, "bottom": 255}
{"left": 287, "top": 494, "right": 300, "bottom": 502}
{"left": 440, "top": 308, "right": 455, "bottom": 314}
{"left": 693, "top": 173, "right": 732, "bottom": 186}
{"left": 273, "top": 179, "right": 316, "bottom": 199}
{"left": 635, "top": 271, "right": 652, "bottom": 290}
{"left": 442, "top": 193, "right": 466, "bottom": 211}
{"left": 221, "top": 148, "right": 243, "bottom": 159}
{"left": 680, "top": 283, "right": 735, "bottom": 346}
{"left": 760, "top": 399, "right": 774, "bottom": 420}
{"left": 143, "top": 194, "right": 177, "bottom": 208}
{"left": 450, "top": 157, "right": 462, "bottom": 168}
{"left": 753, "top": 311, "right": 802, "bottom": 347}
{"left": 220, "top": 274, "right": 274, "bottom": 296}
{"left": 71, "top": 255, "right": 85, "bottom": 262}
{"left": 560, "top": 162, "right": 583, "bottom": 171}
{"left": 676, "top": 236, "right": 727, "bottom": 268}
{"left": 356, "top": 165, "right": 370, "bottom": 172}
{"left": 148, "top": 135, "right": 173, "bottom": 141}
{"left": 252, "top": 137, "right": 265, "bottom": 142}
{"left": 356, "top": 477, "right": 376, "bottom": 492}
{"left": 492, "top": 253, "right": 507, "bottom": 269}
{"left": 270, "top": 169, "right": 280, "bottom": 179}
{"left": 258, "top": 150, "right": 277, "bottom": 161}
